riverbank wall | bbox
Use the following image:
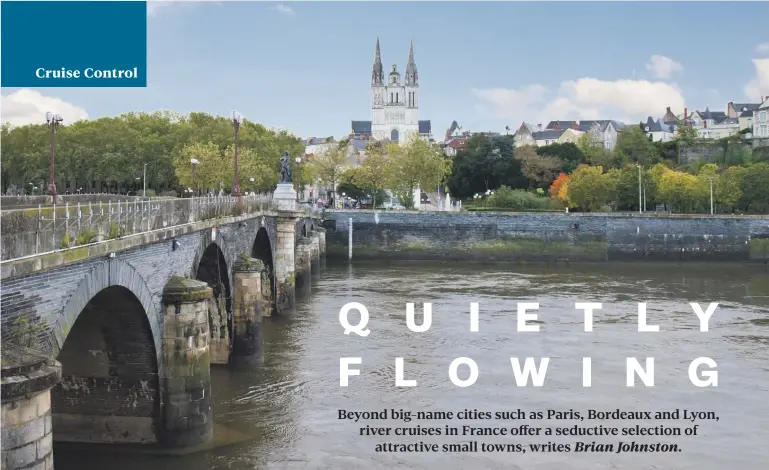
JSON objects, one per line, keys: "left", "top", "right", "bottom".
{"left": 321, "top": 210, "right": 769, "bottom": 263}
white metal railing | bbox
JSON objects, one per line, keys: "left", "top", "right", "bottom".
{"left": 1, "top": 194, "right": 277, "bottom": 262}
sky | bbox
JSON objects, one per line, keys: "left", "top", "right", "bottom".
{"left": 2, "top": 1, "right": 769, "bottom": 140}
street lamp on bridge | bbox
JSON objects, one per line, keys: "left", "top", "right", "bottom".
{"left": 190, "top": 158, "right": 199, "bottom": 196}
{"left": 45, "top": 112, "right": 63, "bottom": 203}
{"left": 232, "top": 111, "right": 243, "bottom": 200}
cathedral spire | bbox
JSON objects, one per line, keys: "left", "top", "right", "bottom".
{"left": 405, "top": 40, "right": 418, "bottom": 87}
{"left": 372, "top": 37, "right": 384, "bottom": 86}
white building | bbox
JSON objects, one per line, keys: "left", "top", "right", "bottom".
{"left": 753, "top": 97, "right": 769, "bottom": 138}
{"left": 351, "top": 38, "right": 431, "bottom": 143}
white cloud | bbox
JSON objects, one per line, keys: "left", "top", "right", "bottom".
{"left": 473, "top": 78, "right": 685, "bottom": 127}
{"left": 756, "top": 42, "right": 769, "bottom": 55}
{"left": 146, "top": 0, "right": 220, "bottom": 18}
{"left": 272, "top": 3, "right": 294, "bottom": 15}
{"left": 744, "top": 58, "right": 769, "bottom": 101}
{"left": 645, "top": 55, "right": 683, "bottom": 79}
{"left": 0, "top": 89, "right": 88, "bottom": 127}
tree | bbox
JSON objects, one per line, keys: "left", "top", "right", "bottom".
{"left": 356, "top": 141, "right": 394, "bottom": 208}
{"left": 715, "top": 165, "right": 747, "bottom": 211}
{"left": 515, "top": 145, "right": 561, "bottom": 188}
{"left": 674, "top": 125, "right": 699, "bottom": 146}
{"left": 337, "top": 167, "right": 387, "bottom": 204}
{"left": 446, "top": 134, "right": 527, "bottom": 199}
{"left": 309, "top": 145, "right": 348, "bottom": 201}
{"left": 536, "top": 142, "right": 585, "bottom": 173}
{"left": 390, "top": 138, "right": 452, "bottom": 209}
{"left": 657, "top": 169, "right": 705, "bottom": 213}
{"left": 576, "top": 133, "right": 609, "bottom": 166}
{"left": 615, "top": 126, "right": 659, "bottom": 166}
{"left": 1, "top": 111, "right": 304, "bottom": 195}
{"left": 548, "top": 173, "right": 569, "bottom": 205}
{"left": 739, "top": 162, "right": 769, "bottom": 213}
{"left": 566, "top": 165, "right": 614, "bottom": 211}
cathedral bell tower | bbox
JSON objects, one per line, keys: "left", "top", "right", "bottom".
{"left": 371, "top": 37, "right": 385, "bottom": 115}
{"left": 404, "top": 40, "right": 418, "bottom": 109}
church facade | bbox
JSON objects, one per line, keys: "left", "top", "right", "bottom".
{"left": 351, "top": 39, "right": 432, "bottom": 143}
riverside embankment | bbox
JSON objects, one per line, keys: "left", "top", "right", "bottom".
{"left": 322, "top": 210, "right": 769, "bottom": 263}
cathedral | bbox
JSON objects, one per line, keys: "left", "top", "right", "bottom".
{"left": 351, "top": 39, "right": 432, "bottom": 143}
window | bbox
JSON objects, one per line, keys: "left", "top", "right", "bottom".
{"left": 396, "top": 92, "right": 399, "bottom": 103}
{"left": 761, "top": 125, "right": 768, "bottom": 136}
{"left": 761, "top": 111, "right": 767, "bottom": 122}
{"left": 604, "top": 141, "right": 610, "bottom": 149}
{"left": 390, "top": 93, "right": 393, "bottom": 104}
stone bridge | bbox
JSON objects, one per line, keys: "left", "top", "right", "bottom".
{"left": 0, "top": 203, "right": 326, "bottom": 469}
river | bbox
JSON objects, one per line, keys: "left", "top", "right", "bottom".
{"left": 55, "top": 262, "right": 769, "bottom": 470}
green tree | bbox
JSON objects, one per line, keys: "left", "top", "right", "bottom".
{"left": 390, "top": 138, "right": 452, "bottom": 209}
{"left": 615, "top": 126, "right": 659, "bottom": 166}
{"left": 356, "top": 141, "right": 395, "bottom": 208}
{"left": 738, "top": 162, "right": 769, "bottom": 213}
{"left": 309, "top": 145, "right": 348, "bottom": 201}
{"left": 337, "top": 167, "right": 387, "bottom": 204}
{"left": 446, "top": 134, "right": 527, "bottom": 199}
{"left": 716, "top": 165, "right": 748, "bottom": 211}
{"left": 536, "top": 142, "right": 585, "bottom": 173}
{"left": 657, "top": 168, "right": 706, "bottom": 213}
{"left": 567, "top": 165, "right": 615, "bottom": 211}
{"left": 515, "top": 145, "right": 561, "bottom": 189}
{"left": 674, "top": 125, "right": 699, "bottom": 146}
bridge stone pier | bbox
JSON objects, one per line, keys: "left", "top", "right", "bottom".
{"left": 0, "top": 203, "right": 324, "bottom": 467}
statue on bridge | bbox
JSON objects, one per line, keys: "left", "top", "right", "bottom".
{"left": 279, "top": 150, "right": 292, "bottom": 184}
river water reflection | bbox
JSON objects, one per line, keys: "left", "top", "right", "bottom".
{"left": 55, "top": 262, "right": 769, "bottom": 470}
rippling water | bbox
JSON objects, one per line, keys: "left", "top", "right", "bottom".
{"left": 55, "top": 263, "right": 769, "bottom": 470}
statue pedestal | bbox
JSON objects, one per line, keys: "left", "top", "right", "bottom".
{"left": 274, "top": 183, "right": 297, "bottom": 211}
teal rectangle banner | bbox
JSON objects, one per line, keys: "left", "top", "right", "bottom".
{"left": 1, "top": 1, "right": 147, "bottom": 87}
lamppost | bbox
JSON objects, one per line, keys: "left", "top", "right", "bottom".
{"left": 232, "top": 111, "right": 242, "bottom": 199}
{"left": 708, "top": 177, "right": 715, "bottom": 215}
{"left": 637, "top": 164, "right": 643, "bottom": 214}
{"left": 249, "top": 177, "right": 255, "bottom": 195}
{"left": 142, "top": 163, "right": 147, "bottom": 198}
{"left": 45, "top": 112, "right": 63, "bottom": 203}
{"left": 190, "top": 158, "right": 199, "bottom": 196}
{"left": 294, "top": 156, "right": 302, "bottom": 201}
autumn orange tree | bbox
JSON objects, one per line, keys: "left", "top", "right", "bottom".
{"left": 549, "top": 173, "right": 569, "bottom": 205}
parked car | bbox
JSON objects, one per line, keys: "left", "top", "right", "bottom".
{"left": 380, "top": 201, "right": 406, "bottom": 210}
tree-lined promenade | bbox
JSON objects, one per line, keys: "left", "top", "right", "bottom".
{"left": 448, "top": 126, "right": 769, "bottom": 214}
{"left": 1, "top": 111, "right": 306, "bottom": 196}
{"left": 3, "top": 110, "right": 767, "bottom": 214}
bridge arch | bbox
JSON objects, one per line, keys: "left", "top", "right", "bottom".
{"left": 251, "top": 226, "right": 275, "bottom": 308}
{"left": 194, "top": 241, "right": 232, "bottom": 360}
{"left": 53, "top": 274, "right": 160, "bottom": 444}
{"left": 55, "top": 258, "right": 159, "bottom": 358}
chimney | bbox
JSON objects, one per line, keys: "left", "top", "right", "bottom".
{"left": 704, "top": 120, "right": 707, "bottom": 128}
{"left": 572, "top": 122, "right": 579, "bottom": 130}
{"left": 537, "top": 123, "right": 542, "bottom": 131}
{"left": 666, "top": 107, "right": 671, "bottom": 112}
{"left": 554, "top": 122, "right": 559, "bottom": 130}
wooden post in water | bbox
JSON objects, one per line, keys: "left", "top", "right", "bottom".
{"left": 348, "top": 217, "right": 353, "bottom": 260}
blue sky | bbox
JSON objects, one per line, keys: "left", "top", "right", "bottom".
{"left": 2, "top": 1, "right": 769, "bottom": 139}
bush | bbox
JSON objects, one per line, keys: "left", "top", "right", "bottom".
{"left": 477, "top": 186, "right": 552, "bottom": 211}
{"left": 74, "top": 230, "right": 97, "bottom": 245}
{"left": 144, "top": 189, "right": 157, "bottom": 197}
{"left": 108, "top": 222, "right": 121, "bottom": 239}
{"left": 60, "top": 232, "right": 71, "bottom": 249}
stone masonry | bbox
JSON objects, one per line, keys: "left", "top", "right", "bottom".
{"left": 294, "top": 238, "right": 312, "bottom": 297}
{"left": 0, "top": 209, "right": 324, "bottom": 464}
{"left": 1, "top": 351, "right": 61, "bottom": 470}
{"left": 308, "top": 230, "right": 321, "bottom": 280}
{"left": 230, "top": 257, "right": 268, "bottom": 363}
{"left": 159, "top": 277, "right": 213, "bottom": 448}
{"left": 323, "top": 211, "right": 769, "bottom": 263}
{"left": 274, "top": 212, "right": 298, "bottom": 313}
